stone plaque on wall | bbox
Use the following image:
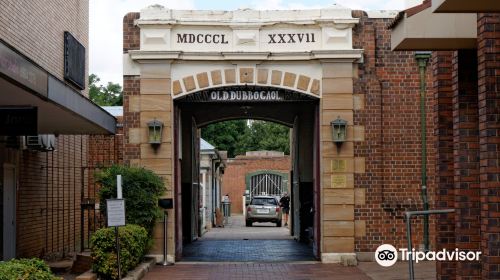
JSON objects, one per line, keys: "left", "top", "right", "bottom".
{"left": 331, "top": 175, "right": 347, "bottom": 188}
{"left": 331, "top": 159, "right": 346, "bottom": 172}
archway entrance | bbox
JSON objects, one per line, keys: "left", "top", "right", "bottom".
{"left": 173, "top": 85, "right": 320, "bottom": 261}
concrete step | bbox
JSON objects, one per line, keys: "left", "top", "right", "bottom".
{"left": 47, "top": 259, "right": 73, "bottom": 274}
{"left": 72, "top": 253, "right": 93, "bottom": 274}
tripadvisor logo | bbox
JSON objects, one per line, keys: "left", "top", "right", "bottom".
{"left": 375, "top": 244, "right": 482, "bottom": 267}
{"left": 375, "top": 244, "right": 398, "bottom": 267}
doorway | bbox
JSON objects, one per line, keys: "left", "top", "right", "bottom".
{"left": 173, "top": 86, "right": 320, "bottom": 262}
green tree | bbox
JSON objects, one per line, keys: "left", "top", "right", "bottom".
{"left": 201, "top": 119, "right": 290, "bottom": 157}
{"left": 201, "top": 120, "right": 249, "bottom": 158}
{"left": 89, "top": 74, "right": 123, "bottom": 106}
{"left": 247, "top": 120, "right": 290, "bottom": 154}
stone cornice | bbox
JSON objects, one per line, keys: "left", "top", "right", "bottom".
{"left": 129, "top": 50, "right": 364, "bottom": 63}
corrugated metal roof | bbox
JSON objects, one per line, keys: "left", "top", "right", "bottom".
{"left": 201, "top": 138, "right": 215, "bottom": 150}
{"left": 101, "top": 106, "right": 123, "bottom": 117}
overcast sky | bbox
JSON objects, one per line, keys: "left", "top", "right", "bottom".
{"left": 89, "top": 0, "right": 409, "bottom": 86}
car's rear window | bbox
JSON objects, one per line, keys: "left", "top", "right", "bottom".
{"left": 251, "top": 197, "right": 277, "bottom": 206}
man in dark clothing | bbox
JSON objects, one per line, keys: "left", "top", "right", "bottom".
{"left": 279, "top": 192, "right": 290, "bottom": 226}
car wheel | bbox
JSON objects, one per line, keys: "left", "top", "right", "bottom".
{"left": 276, "top": 221, "right": 282, "bottom": 227}
{"left": 246, "top": 220, "right": 252, "bottom": 227}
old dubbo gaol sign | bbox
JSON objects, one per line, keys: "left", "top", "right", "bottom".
{"left": 177, "top": 87, "right": 317, "bottom": 103}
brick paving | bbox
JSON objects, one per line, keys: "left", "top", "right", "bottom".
{"left": 144, "top": 263, "right": 372, "bottom": 280}
{"left": 183, "top": 215, "right": 314, "bottom": 262}
{"left": 144, "top": 215, "right": 435, "bottom": 279}
{"left": 183, "top": 239, "right": 315, "bottom": 262}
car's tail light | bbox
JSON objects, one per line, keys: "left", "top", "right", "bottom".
{"left": 276, "top": 207, "right": 280, "bottom": 212}
{"left": 247, "top": 207, "right": 251, "bottom": 212}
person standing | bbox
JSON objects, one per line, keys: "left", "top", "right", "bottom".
{"left": 279, "top": 192, "right": 290, "bottom": 227}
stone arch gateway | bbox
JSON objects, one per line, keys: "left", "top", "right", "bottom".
{"left": 122, "top": 5, "right": 406, "bottom": 264}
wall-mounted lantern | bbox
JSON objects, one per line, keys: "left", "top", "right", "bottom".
{"left": 147, "top": 119, "right": 163, "bottom": 145}
{"left": 331, "top": 116, "right": 347, "bottom": 144}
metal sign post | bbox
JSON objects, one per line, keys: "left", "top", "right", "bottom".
{"left": 158, "top": 198, "right": 173, "bottom": 266}
{"left": 106, "top": 175, "right": 125, "bottom": 279}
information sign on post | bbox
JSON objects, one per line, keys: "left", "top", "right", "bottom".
{"left": 106, "top": 199, "right": 125, "bottom": 227}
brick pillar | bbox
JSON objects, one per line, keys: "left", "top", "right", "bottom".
{"left": 452, "top": 50, "right": 481, "bottom": 279}
{"left": 477, "top": 13, "right": 500, "bottom": 280}
{"left": 433, "top": 51, "right": 456, "bottom": 279}
{"left": 123, "top": 76, "right": 141, "bottom": 164}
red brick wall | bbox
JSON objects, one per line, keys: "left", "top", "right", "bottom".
{"left": 433, "top": 14, "right": 499, "bottom": 279}
{"left": 123, "top": 77, "right": 140, "bottom": 164}
{"left": 352, "top": 11, "right": 436, "bottom": 252}
{"left": 433, "top": 51, "right": 457, "bottom": 279}
{"left": 452, "top": 50, "right": 482, "bottom": 279}
{"left": 88, "top": 116, "right": 124, "bottom": 168}
{"left": 123, "top": 12, "right": 140, "bottom": 53}
{"left": 222, "top": 155, "right": 290, "bottom": 214}
{"left": 477, "top": 13, "right": 500, "bottom": 280}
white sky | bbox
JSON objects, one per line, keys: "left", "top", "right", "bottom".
{"left": 89, "top": 0, "right": 410, "bottom": 86}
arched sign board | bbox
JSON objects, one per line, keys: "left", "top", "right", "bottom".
{"left": 175, "top": 86, "right": 318, "bottom": 103}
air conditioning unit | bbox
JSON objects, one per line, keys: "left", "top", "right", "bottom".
{"left": 25, "top": 135, "right": 56, "bottom": 151}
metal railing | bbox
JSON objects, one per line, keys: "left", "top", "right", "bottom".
{"left": 405, "top": 209, "right": 455, "bottom": 280}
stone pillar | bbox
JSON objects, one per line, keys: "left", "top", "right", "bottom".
{"left": 124, "top": 68, "right": 175, "bottom": 261}
{"left": 452, "top": 50, "right": 481, "bottom": 279}
{"left": 320, "top": 61, "right": 365, "bottom": 264}
{"left": 477, "top": 13, "right": 500, "bottom": 280}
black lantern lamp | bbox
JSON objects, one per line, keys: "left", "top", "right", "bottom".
{"left": 331, "top": 116, "right": 347, "bottom": 144}
{"left": 147, "top": 119, "right": 163, "bottom": 145}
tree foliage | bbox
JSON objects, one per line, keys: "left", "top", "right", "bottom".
{"left": 89, "top": 74, "right": 123, "bottom": 106}
{"left": 201, "top": 120, "right": 290, "bottom": 157}
{"left": 96, "top": 165, "right": 164, "bottom": 235}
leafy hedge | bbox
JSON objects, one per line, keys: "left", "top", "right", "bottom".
{"left": 91, "top": 224, "right": 149, "bottom": 280}
{"left": 96, "top": 165, "right": 164, "bottom": 235}
{"left": 0, "top": 258, "right": 60, "bottom": 280}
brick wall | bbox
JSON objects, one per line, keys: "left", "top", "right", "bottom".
{"left": 0, "top": 0, "right": 89, "bottom": 95}
{"left": 17, "top": 135, "right": 88, "bottom": 259}
{"left": 477, "top": 13, "right": 500, "bottom": 280}
{"left": 452, "top": 50, "right": 482, "bottom": 279}
{"left": 88, "top": 116, "right": 124, "bottom": 167}
{"left": 433, "top": 14, "right": 499, "bottom": 279}
{"left": 222, "top": 155, "right": 290, "bottom": 214}
{"left": 433, "top": 51, "right": 457, "bottom": 279}
{"left": 123, "top": 12, "right": 140, "bottom": 53}
{"left": 352, "top": 11, "right": 436, "bottom": 252}
{"left": 123, "top": 77, "right": 141, "bottom": 164}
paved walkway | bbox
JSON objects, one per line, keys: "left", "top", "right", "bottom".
{"left": 358, "top": 261, "right": 436, "bottom": 280}
{"left": 183, "top": 239, "right": 315, "bottom": 262}
{"left": 184, "top": 215, "right": 314, "bottom": 262}
{"left": 143, "top": 215, "right": 437, "bottom": 279}
{"left": 201, "top": 214, "right": 291, "bottom": 240}
{"left": 144, "top": 263, "right": 372, "bottom": 280}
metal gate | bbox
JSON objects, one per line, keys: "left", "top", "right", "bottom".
{"left": 249, "top": 173, "right": 285, "bottom": 198}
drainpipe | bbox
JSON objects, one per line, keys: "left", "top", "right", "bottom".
{"left": 415, "top": 51, "right": 431, "bottom": 251}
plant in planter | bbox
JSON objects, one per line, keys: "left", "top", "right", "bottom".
{"left": 90, "top": 224, "right": 149, "bottom": 280}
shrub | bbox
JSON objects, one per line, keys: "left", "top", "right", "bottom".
{"left": 91, "top": 224, "right": 149, "bottom": 280}
{"left": 0, "top": 258, "right": 60, "bottom": 280}
{"left": 96, "top": 165, "right": 164, "bottom": 235}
